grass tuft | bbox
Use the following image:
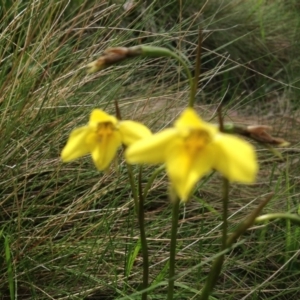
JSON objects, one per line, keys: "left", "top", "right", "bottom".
{"left": 0, "top": 0, "right": 300, "bottom": 299}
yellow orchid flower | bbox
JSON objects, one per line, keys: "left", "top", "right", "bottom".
{"left": 126, "top": 108, "right": 258, "bottom": 201}
{"left": 61, "top": 109, "right": 152, "bottom": 170}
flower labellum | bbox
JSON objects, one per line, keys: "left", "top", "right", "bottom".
{"left": 126, "top": 108, "right": 258, "bottom": 201}
{"left": 61, "top": 109, "right": 151, "bottom": 170}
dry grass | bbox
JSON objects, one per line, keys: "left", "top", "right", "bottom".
{"left": 0, "top": 0, "right": 300, "bottom": 299}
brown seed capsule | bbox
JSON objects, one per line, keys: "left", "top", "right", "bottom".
{"left": 247, "top": 125, "right": 289, "bottom": 146}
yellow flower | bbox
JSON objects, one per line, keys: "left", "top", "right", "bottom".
{"left": 61, "top": 109, "right": 152, "bottom": 170}
{"left": 126, "top": 108, "right": 258, "bottom": 201}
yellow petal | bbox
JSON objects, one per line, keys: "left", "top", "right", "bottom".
{"left": 61, "top": 126, "right": 92, "bottom": 162}
{"left": 89, "top": 109, "right": 117, "bottom": 127}
{"left": 166, "top": 145, "right": 215, "bottom": 201}
{"left": 118, "top": 120, "right": 152, "bottom": 145}
{"left": 91, "top": 131, "right": 122, "bottom": 170}
{"left": 125, "top": 128, "right": 178, "bottom": 164}
{"left": 212, "top": 134, "right": 258, "bottom": 183}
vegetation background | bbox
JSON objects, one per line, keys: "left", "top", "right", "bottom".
{"left": 1, "top": 0, "right": 300, "bottom": 299}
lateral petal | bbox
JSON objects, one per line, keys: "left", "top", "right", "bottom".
{"left": 61, "top": 126, "right": 92, "bottom": 162}
{"left": 118, "top": 120, "right": 152, "bottom": 145}
{"left": 125, "top": 128, "right": 178, "bottom": 164}
{"left": 212, "top": 134, "right": 258, "bottom": 183}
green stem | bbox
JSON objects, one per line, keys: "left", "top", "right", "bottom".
{"left": 117, "top": 97, "right": 148, "bottom": 299}
{"left": 138, "top": 167, "right": 149, "bottom": 300}
{"left": 140, "top": 46, "right": 194, "bottom": 108}
{"left": 200, "top": 193, "right": 273, "bottom": 300}
{"left": 167, "top": 196, "right": 180, "bottom": 300}
{"left": 92, "top": 45, "right": 195, "bottom": 107}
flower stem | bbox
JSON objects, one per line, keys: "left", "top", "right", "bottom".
{"left": 138, "top": 167, "right": 149, "bottom": 300}
{"left": 167, "top": 196, "right": 180, "bottom": 300}
{"left": 126, "top": 164, "right": 149, "bottom": 299}
{"left": 116, "top": 98, "right": 148, "bottom": 298}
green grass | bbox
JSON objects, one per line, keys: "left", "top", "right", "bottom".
{"left": 1, "top": 0, "right": 300, "bottom": 299}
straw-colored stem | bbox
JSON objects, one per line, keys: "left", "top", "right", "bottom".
{"left": 200, "top": 193, "right": 273, "bottom": 300}
{"left": 255, "top": 213, "right": 300, "bottom": 225}
{"left": 200, "top": 178, "right": 229, "bottom": 300}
